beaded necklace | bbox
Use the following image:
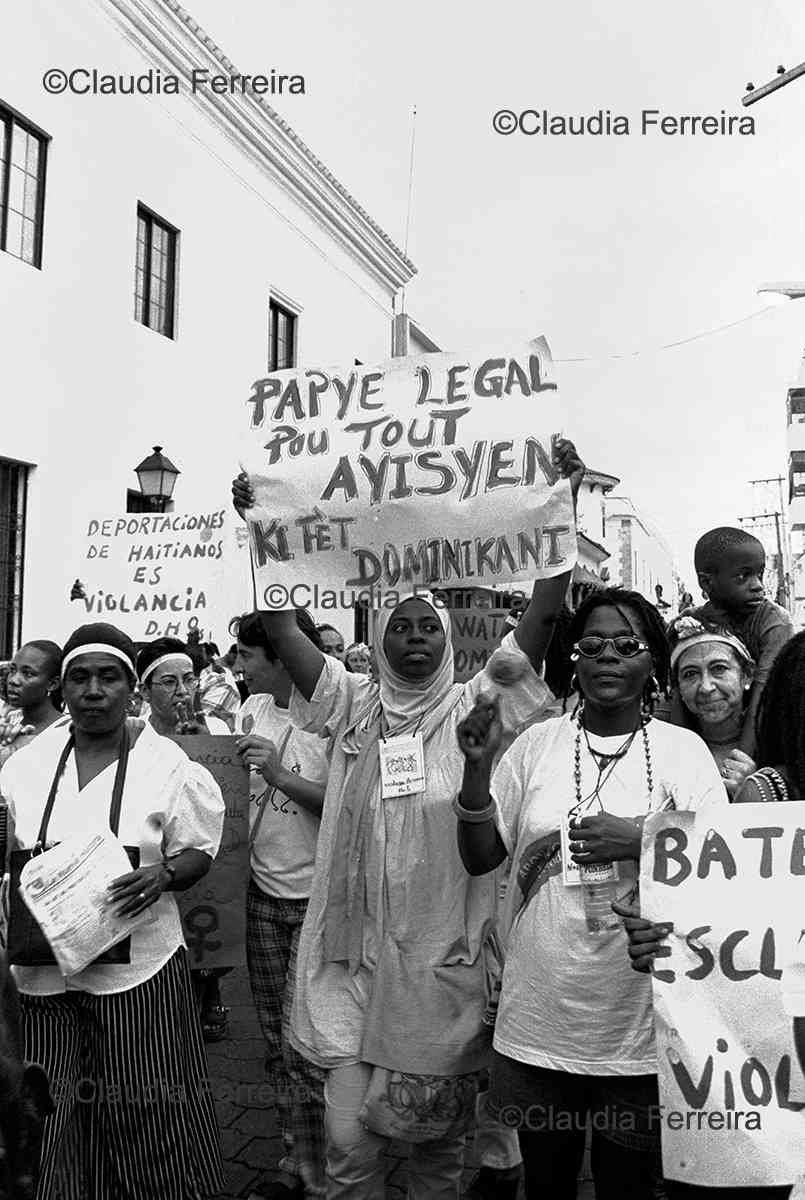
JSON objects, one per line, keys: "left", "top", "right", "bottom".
{"left": 571, "top": 711, "right": 654, "bottom": 818}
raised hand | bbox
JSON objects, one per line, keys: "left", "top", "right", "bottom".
{"left": 457, "top": 693, "right": 502, "bottom": 766}
{"left": 232, "top": 471, "right": 255, "bottom": 517}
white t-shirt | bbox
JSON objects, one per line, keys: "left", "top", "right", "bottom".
{"left": 0, "top": 719, "right": 224, "bottom": 996}
{"left": 491, "top": 713, "right": 726, "bottom": 1075}
{"left": 235, "top": 694, "right": 329, "bottom": 900}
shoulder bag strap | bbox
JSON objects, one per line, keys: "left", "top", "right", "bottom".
{"left": 36, "top": 733, "right": 76, "bottom": 849}
{"left": 107, "top": 723, "right": 131, "bottom": 836}
{"left": 249, "top": 725, "right": 295, "bottom": 848}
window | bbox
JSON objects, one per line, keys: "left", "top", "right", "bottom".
{"left": 788, "top": 388, "right": 805, "bottom": 426}
{"left": 268, "top": 297, "right": 297, "bottom": 370}
{"left": 790, "top": 451, "right": 805, "bottom": 501}
{"left": 0, "top": 458, "right": 30, "bottom": 658}
{"left": 0, "top": 103, "right": 48, "bottom": 268}
{"left": 135, "top": 205, "right": 177, "bottom": 338}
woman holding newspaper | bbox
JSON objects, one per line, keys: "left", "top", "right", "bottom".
{"left": 231, "top": 438, "right": 583, "bottom": 1199}
{"left": 0, "top": 622, "right": 225, "bottom": 1200}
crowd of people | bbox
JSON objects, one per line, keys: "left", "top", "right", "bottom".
{"left": 0, "top": 440, "right": 802, "bottom": 1198}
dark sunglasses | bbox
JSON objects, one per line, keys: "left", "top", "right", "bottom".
{"left": 572, "top": 636, "right": 649, "bottom": 659}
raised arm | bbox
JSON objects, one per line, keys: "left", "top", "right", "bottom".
{"left": 456, "top": 694, "right": 508, "bottom": 875}
{"left": 513, "top": 438, "right": 585, "bottom": 672}
{"left": 232, "top": 472, "right": 325, "bottom": 701}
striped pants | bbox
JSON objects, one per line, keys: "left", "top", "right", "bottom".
{"left": 246, "top": 882, "right": 326, "bottom": 1196}
{"left": 20, "top": 948, "right": 223, "bottom": 1200}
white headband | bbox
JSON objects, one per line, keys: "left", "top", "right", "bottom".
{"left": 61, "top": 643, "right": 135, "bottom": 679}
{"left": 139, "top": 653, "right": 194, "bottom": 685}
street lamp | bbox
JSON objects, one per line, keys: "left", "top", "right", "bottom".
{"left": 133, "top": 445, "right": 181, "bottom": 512}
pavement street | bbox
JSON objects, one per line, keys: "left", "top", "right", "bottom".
{"left": 206, "top": 962, "right": 595, "bottom": 1199}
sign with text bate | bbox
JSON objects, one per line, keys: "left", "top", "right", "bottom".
{"left": 641, "top": 805, "right": 805, "bottom": 1188}
{"left": 173, "top": 735, "right": 250, "bottom": 970}
{"left": 61, "top": 509, "right": 251, "bottom": 646}
{"left": 239, "top": 338, "right": 577, "bottom": 606}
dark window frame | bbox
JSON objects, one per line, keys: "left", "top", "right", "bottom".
{"left": 135, "top": 203, "right": 178, "bottom": 339}
{"left": 268, "top": 297, "right": 298, "bottom": 371}
{"left": 0, "top": 100, "right": 49, "bottom": 269}
{"left": 0, "top": 457, "right": 30, "bottom": 659}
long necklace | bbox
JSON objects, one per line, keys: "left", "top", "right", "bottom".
{"left": 571, "top": 713, "right": 654, "bottom": 817}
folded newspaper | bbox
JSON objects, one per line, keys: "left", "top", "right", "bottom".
{"left": 18, "top": 832, "right": 153, "bottom": 975}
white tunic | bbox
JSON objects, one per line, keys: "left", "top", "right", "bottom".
{"left": 0, "top": 719, "right": 224, "bottom": 996}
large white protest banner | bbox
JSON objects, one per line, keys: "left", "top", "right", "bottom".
{"left": 239, "top": 338, "right": 576, "bottom": 609}
{"left": 641, "top": 805, "right": 805, "bottom": 1188}
{"left": 58, "top": 509, "right": 251, "bottom": 646}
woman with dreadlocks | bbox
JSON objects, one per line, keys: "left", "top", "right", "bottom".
{"left": 456, "top": 587, "right": 725, "bottom": 1200}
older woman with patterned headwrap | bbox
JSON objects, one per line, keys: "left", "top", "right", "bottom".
{"left": 231, "top": 439, "right": 584, "bottom": 1200}
{"left": 667, "top": 615, "right": 757, "bottom": 797}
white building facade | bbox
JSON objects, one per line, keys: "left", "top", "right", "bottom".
{"left": 1, "top": 0, "right": 414, "bottom": 653}
{"left": 604, "top": 496, "right": 677, "bottom": 615}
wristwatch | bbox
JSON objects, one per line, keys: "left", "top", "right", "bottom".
{"left": 161, "top": 861, "right": 177, "bottom": 890}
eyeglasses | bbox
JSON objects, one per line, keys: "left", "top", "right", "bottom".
{"left": 152, "top": 674, "right": 198, "bottom": 695}
{"left": 572, "top": 636, "right": 649, "bottom": 659}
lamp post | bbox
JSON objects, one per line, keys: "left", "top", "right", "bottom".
{"left": 133, "top": 446, "right": 180, "bottom": 513}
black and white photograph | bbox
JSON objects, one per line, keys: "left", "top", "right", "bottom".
{"left": 2, "top": 1, "right": 805, "bottom": 1197}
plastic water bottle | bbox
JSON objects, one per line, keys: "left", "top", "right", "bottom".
{"left": 581, "top": 862, "right": 621, "bottom": 933}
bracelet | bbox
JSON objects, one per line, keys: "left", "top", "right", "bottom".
{"left": 452, "top": 794, "right": 497, "bottom": 824}
{"left": 161, "top": 861, "right": 177, "bottom": 891}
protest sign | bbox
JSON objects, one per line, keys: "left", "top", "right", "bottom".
{"left": 173, "top": 735, "right": 250, "bottom": 970}
{"left": 444, "top": 589, "right": 512, "bottom": 682}
{"left": 239, "top": 338, "right": 577, "bottom": 609}
{"left": 60, "top": 509, "right": 251, "bottom": 646}
{"left": 641, "top": 804, "right": 805, "bottom": 1187}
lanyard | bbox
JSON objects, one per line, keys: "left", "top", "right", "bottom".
{"left": 569, "top": 717, "right": 653, "bottom": 820}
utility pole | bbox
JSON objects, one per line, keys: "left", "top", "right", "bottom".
{"left": 738, "top": 509, "right": 789, "bottom": 610}
{"left": 748, "top": 475, "right": 791, "bottom": 609}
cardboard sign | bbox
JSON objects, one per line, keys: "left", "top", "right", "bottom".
{"left": 173, "top": 735, "right": 250, "bottom": 970}
{"left": 641, "top": 805, "right": 805, "bottom": 1187}
{"left": 59, "top": 509, "right": 251, "bottom": 646}
{"left": 239, "top": 338, "right": 576, "bottom": 607}
{"left": 449, "top": 593, "right": 511, "bottom": 682}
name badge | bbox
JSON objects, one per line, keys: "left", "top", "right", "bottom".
{"left": 560, "top": 817, "right": 619, "bottom": 887}
{"left": 379, "top": 732, "right": 425, "bottom": 798}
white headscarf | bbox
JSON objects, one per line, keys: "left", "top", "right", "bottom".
{"left": 371, "top": 592, "right": 460, "bottom": 737}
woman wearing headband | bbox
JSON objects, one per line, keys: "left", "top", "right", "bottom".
{"left": 456, "top": 588, "right": 725, "bottom": 1199}
{"left": 137, "top": 637, "right": 231, "bottom": 736}
{"left": 231, "top": 438, "right": 584, "bottom": 1199}
{"left": 667, "top": 615, "right": 757, "bottom": 797}
{"left": 0, "top": 622, "right": 225, "bottom": 1199}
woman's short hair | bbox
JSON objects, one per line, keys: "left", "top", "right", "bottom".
{"left": 21, "top": 640, "right": 64, "bottom": 710}
{"left": 136, "top": 637, "right": 189, "bottom": 683}
{"left": 230, "top": 610, "right": 321, "bottom": 661}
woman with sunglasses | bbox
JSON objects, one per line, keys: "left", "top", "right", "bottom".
{"left": 456, "top": 587, "right": 725, "bottom": 1199}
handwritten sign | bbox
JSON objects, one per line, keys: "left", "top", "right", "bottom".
{"left": 58, "top": 510, "right": 251, "bottom": 646}
{"left": 173, "top": 735, "right": 250, "bottom": 970}
{"left": 641, "top": 805, "right": 805, "bottom": 1187}
{"left": 239, "top": 338, "right": 576, "bottom": 605}
{"left": 444, "top": 590, "right": 511, "bottom": 683}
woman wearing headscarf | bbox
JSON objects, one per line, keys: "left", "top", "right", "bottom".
{"left": 231, "top": 439, "right": 584, "bottom": 1199}
{"left": 0, "top": 622, "right": 225, "bottom": 1199}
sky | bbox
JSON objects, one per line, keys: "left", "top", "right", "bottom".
{"left": 187, "top": 0, "right": 805, "bottom": 590}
